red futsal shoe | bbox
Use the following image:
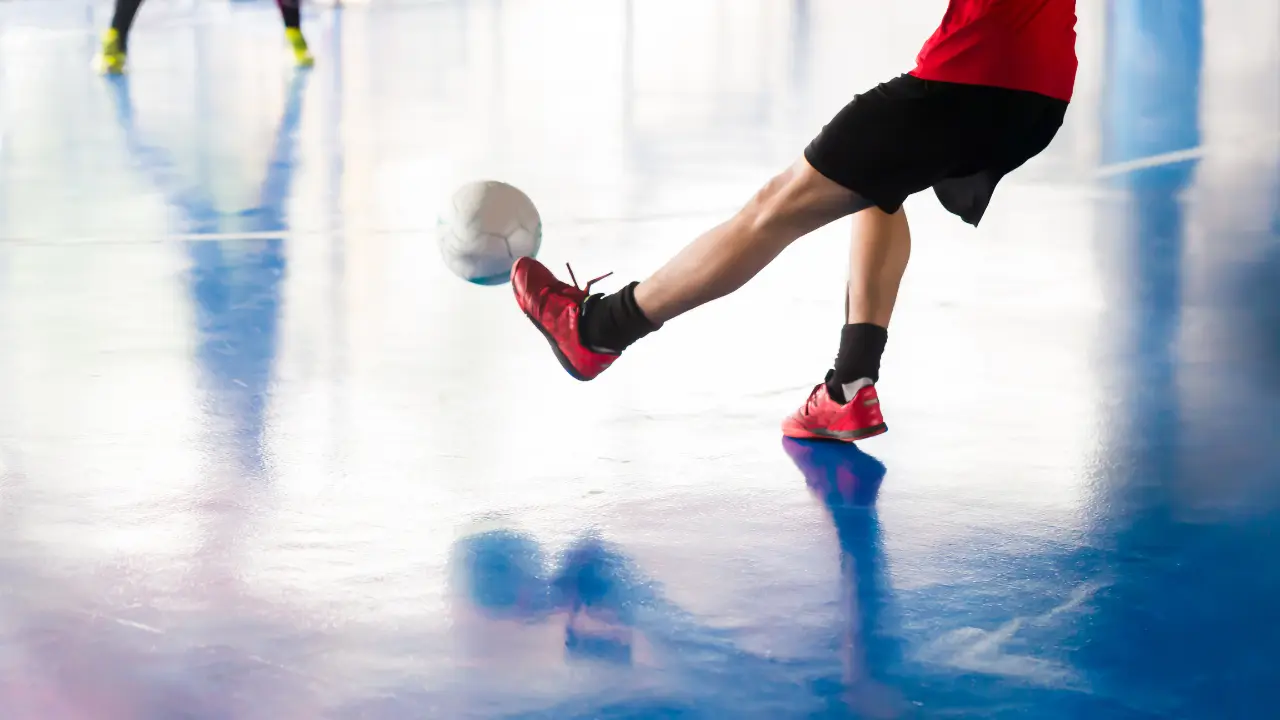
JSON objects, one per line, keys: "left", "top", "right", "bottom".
{"left": 782, "top": 373, "right": 887, "bottom": 441}
{"left": 511, "top": 257, "right": 619, "bottom": 381}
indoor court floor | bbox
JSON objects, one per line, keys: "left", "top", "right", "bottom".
{"left": 0, "top": 1, "right": 1278, "bottom": 718}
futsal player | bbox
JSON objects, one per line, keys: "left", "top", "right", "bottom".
{"left": 96, "top": 0, "right": 314, "bottom": 74}
{"left": 513, "top": 0, "right": 1077, "bottom": 441}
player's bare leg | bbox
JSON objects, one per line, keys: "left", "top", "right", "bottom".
{"left": 631, "top": 158, "right": 866, "bottom": 325}
{"left": 846, "top": 207, "right": 910, "bottom": 329}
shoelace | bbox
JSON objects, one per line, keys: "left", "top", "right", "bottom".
{"left": 565, "top": 263, "right": 613, "bottom": 296}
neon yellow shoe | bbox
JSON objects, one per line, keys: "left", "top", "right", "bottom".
{"left": 96, "top": 29, "right": 127, "bottom": 75}
{"left": 286, "top": 28, "right": 314, "bottom": 68}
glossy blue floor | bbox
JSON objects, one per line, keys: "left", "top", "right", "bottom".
{"left": 1, "top": 1, "right": 1278, "bottom": 718}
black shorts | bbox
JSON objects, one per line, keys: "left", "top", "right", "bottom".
{"left": 804, "top": 74, "right": 1068, "bottom": 226}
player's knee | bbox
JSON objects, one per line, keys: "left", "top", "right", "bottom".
{"left": 742, "top": 160, "right": 851, "bottom": 234}
{"left": 744, "top": 167, "right": 792, "bottom": 212}
{"left": 741, "top": 166, "right": 803, "bottom": 232}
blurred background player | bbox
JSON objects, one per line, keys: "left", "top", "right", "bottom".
{"left": 512, "top": 0, "right": 1076, "bottom": 443}
{"left": 96, "top": 0, "right": 314, "bottom": 74}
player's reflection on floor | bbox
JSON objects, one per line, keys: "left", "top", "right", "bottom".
{"left": 448, "top": 523, "right": 656, "bottom": 668}
{"left": 784, "top": 437, "right": 909, "bottom": 719}
{"left": 446, "top": 441, "right": 909, "bottom": 716}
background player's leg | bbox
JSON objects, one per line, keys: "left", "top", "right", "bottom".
{"left": 277, "top": 0, "right": 314, "bottom": 67}
{"left": 829, "top": 207, "right": 911, "bottom": 400}
{"left": 97, "top": 0, "right": 145, "bottom": 73}
{"left": 277, "top": 0, "right": 301, "bottom": 28}
{"left": 110, "top": 0, "right": 145, "bottom": 49}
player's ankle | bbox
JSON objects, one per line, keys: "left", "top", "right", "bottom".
{"left": 579, "top": 282, "right": 659, "bottom": 353}
{"left": 829, "top": 323, "right": 886, "bottom": 402}
{"left": 827, "top": 376, "right": 875, "bottom": 404}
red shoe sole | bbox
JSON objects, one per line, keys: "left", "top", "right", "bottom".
{"left": 783, "top": 423, "right": 888, "bottom": 442}
{"left": 522, "top": 311, "right": 592, "bottom": 381}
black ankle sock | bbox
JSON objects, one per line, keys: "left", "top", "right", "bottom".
{"left": 278, "top": 0, "right": 302, "bottom": 29}
{"left": 827, "top": 323, "right": 888, "bottom": 402}
{"left": 579, "top": 282, "right": 660, "bottom": 353}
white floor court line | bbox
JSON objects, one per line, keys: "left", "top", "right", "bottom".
{"left": 1094, "top": 147, "right": 1204, "bottom": 178}
{"left": 1094, "top": 133, "right": 1280, "bottom": 178}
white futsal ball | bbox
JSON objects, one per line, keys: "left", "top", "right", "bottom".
{"left": 437, "top": 181, "right": 542, "bottom": 285}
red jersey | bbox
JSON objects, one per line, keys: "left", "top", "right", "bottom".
{"left": 911, "top": 0, "right": 1077, "bottom": 102}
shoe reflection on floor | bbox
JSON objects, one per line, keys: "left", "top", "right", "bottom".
{"left": 784, "top": 437, "right": 908, "bottom": 719}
